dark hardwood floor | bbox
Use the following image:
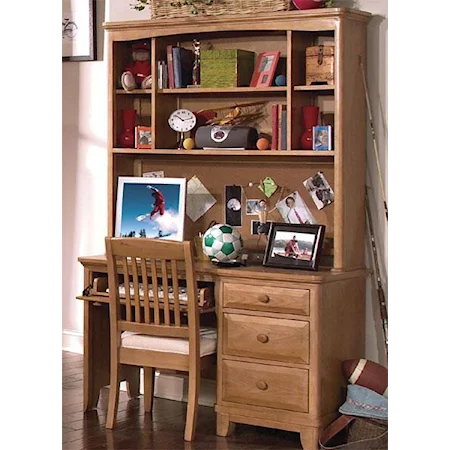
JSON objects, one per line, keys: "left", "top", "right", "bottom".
{"left": 63, "top": 351, "right": 302, "bottom": 449}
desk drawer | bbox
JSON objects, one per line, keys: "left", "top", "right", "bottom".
{"left": 222, "top": 359, "right": 309, "bottom": 412}
{"left": 223, "top": 314, "right": 309, "bottom": 364}
{"left": 223, "top": 283, "right": 309, "bottom": 316}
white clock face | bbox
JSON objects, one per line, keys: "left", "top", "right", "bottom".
{"left": 168, "top": 109, "right": 196, "bottom": 133}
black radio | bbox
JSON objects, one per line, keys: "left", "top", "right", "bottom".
{"left": 195, "top": 126, "right": 258, "bottom": 149}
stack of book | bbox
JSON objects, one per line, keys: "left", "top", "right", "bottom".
{"left": 271, "top": 104, "right": 287, "bottom": 150}
{"left": 166, "top": 45, "right": 194, "bottom": 88}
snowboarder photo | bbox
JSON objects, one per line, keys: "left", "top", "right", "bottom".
{"left": 115, "top": 177, "right": 186, "bottom": 241}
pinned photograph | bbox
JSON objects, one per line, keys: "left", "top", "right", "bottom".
{"left": 303, "top": 172, "right": 334, "bottom": 210}
{"left": 115, "top": 177, "right": 186, "bottom": 241}
{"left": 143, "top": 171, "right": 164, "bottom": 178}
{"left": 246, "top": 199, "right": 260, "bottom": 215}
{"left": 251, "top": 220, "right": 272, "bottom": 236}
{"left": 276, "top": 191, "right": 316, "bottom": 225}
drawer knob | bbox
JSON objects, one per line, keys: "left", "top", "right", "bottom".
{"left": 256, "top": 380, "right": 268, "bottom": 391}
{"left": 258, "top": 294, "right": 270, "bottom": 304}
{"left": 257, "top": 334, "right": 269, "bottom": 343}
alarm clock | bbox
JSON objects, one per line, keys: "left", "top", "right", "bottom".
{"left": 168, "top": 108, "right": 197, "bottom": 133}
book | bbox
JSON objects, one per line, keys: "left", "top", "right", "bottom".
{"left": 277, "top": 104, "right": 282, "bottom": 150}
{"left": 271, "top": 104, "right": 279, "bottom": 150}
{"left": 313, "top": 125, "right": 332, "bottom": 150}
{"left": 173, "top": 46, "right": 182, "bottom": 88}
{"left": 166, "top": 44, "right": 175, "bottom": 89}
{"left": 157, "top": 61, "right": 162, "bottom": 89}
{"left": 280, "top": 107, "right": 287, "bottom": 150}
{"left": 162, "top": 61, "right": 168, "bottom": 88}
{"left": 180, "top": 48, "right": 194, "bottom": 87}
{"left": 173, "top": 47, "right": 194, "bottom": 88}
{"left": 277, "top": 104, "right": 287, "bottom": 150}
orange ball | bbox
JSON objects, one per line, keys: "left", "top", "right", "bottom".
{"left": 256, "top": 137, "right": 270, "bottom": 150}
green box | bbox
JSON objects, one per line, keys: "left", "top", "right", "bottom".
{"left": 200, "top": 49, "right": 255, "bottom": 88}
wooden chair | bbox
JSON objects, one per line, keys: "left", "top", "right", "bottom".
{"left": 104, "top": 237, "right": 217, "bottom": 441}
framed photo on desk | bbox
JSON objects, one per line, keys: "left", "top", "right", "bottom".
{"left": 115, "top": 177, "right": 186, "bottom": 241}
{"left": 263, "top": 222, "right": 325, "bottom": 271}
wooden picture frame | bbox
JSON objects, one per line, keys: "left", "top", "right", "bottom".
{"left": 250, "top": 51, "right": 281, "bottom": 87}
{"left": 135, "top": 126, "right": 153, "bottom": 149}
{"left": 263, "top": 222, "right": 325, "bottom": 271}
{"left": 62, "top": 0, "right": 96, "bottom": 61}
{"left": 115, "top": 177, "right": 186, "bottom": 241}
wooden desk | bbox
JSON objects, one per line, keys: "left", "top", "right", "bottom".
{"left": 78, "top": 254, "right": 366, "bottom": 450}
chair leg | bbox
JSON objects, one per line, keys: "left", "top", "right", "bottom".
{"left": 144, "top": 367, "right": 155, "bottom": 413}
{"left": 184, "top": 367, "right": 200, "bottom": 441}
{"left": 105, "top": 361, "right": 120, "bottom": 429}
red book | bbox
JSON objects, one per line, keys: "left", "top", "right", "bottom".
{"left": 271, "top": 104, "right": 279, "bottom": 150}
{"left": 166, "top": 44, "right": 175, "bottom": 89}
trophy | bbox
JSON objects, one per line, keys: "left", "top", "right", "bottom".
{"left": 192, "top": 39, "right": 201, "bottom": 86}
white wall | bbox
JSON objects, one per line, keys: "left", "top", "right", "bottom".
{"left": 62, "top": 0, "right": 388, "bottom": 365}
{"left": 62, "top": 1, "right": 108, "bottom": 351}
{"left": 357, "top": 0, "right": 388, "bottom": 366}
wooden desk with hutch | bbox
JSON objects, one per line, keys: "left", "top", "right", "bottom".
{"left": 78, "top": 8, "right": 371, "bottom": 450}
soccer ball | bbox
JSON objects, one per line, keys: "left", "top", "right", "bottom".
{"left": 202, "top": 224, "right": 243, "bottom": 262}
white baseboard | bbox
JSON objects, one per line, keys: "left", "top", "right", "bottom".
{"left": 63, "top": 331, "right": 216, "bottom": 406}
{"left": 62, "top": 329, "right": 83, "bottom": 354}
{"left": 183, "top": 377, "right": 217, "bottom": 407}
{"left": 155, "top": 372, "right": 185, "bottom": 401}
{"left": 140, "top": 371, "right": 216, "bottom": 407}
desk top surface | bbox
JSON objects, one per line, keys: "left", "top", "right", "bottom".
{"left": 78, "top": 254, "right": 368, "bottom": 285}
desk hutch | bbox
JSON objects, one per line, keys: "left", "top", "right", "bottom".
{"left": 78, "top": 8, "right": 371, "bottom": 450}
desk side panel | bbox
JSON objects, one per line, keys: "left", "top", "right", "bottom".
{"left": 316, "top": 277, "right": 366, "bottom": 417}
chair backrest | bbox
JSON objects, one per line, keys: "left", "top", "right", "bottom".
{"left": 105, "top": 237, "right": 199, "bottom": 349}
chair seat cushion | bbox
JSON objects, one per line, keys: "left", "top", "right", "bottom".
{"left": 121, "top": 327, "right": 217, "bottom": 357}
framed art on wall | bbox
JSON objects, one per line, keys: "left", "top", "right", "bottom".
{"left": 263, "top": 222, "right": 326, "bottom": 271}
{"left": 115, "top": 177, "right": 186, "bottom": 241}
{"left": 62, "top": 0, "right": 96, "bottom": 61}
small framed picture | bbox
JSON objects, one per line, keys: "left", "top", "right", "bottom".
{"left": 250, "top": 51, "right": 281, "bottom": 87}
{"left": 135, "top": 126, "right": 152, "bottom": 149}
{"left": 313, "top": 125, "right": 332, "bottom": 151}
{"left": 263, "top": 222, "right": 326, "bottom": 271}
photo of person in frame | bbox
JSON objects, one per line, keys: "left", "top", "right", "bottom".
{"left": 138, "top": 129, "right": 152, "bottom": 145}
{"left": 270, "top": 230, "right": 314, "bottom": 262}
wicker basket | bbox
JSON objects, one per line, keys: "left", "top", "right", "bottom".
{"left": 150, "top": 0, "right": 291, "bottom": 20}
{"left": 320, "top": 418, "right": 388, "bottom": 450}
